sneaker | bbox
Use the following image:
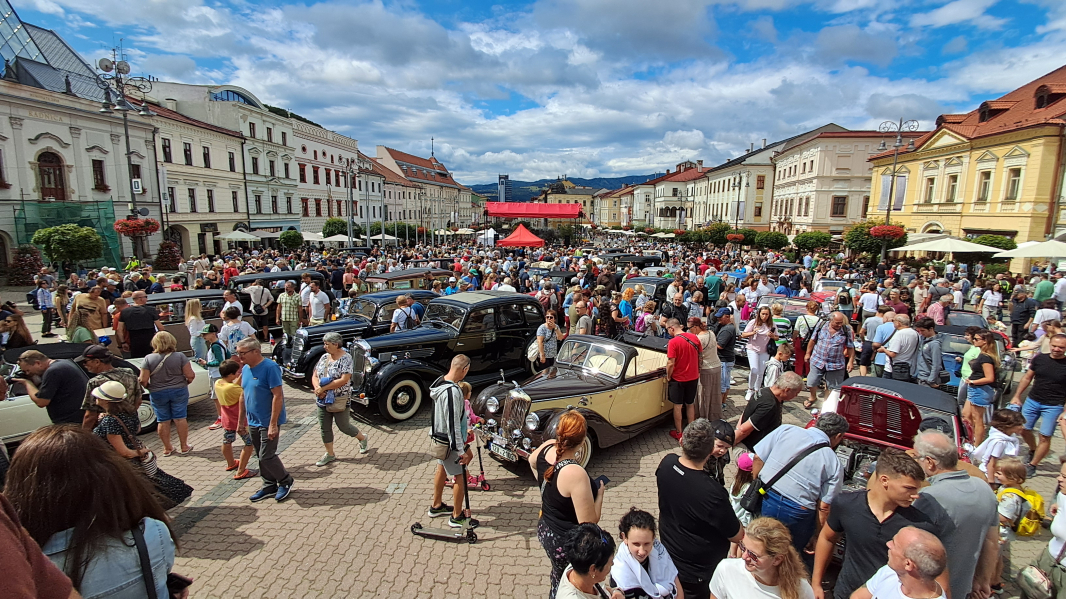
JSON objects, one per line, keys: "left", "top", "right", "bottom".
{"left": 233, "top": 469, "right": 258, "bottom": 480}
{"left": 428, "top": 503, "right": 453, "bottom": 518}
{"left": 448, "top": 515, "right": 480, "bottom": 529}
{"left": 1027, "top": 463, "right": 1038, "bottom": 478}
{"left": 41, "top": 333, "right": 56, "bottom": 338}
{"left": 315, "top": 453, "right": 336, "bottom": 467}
{"left": 250, "top": 486, "right": 277, "bottom": 502}
{"left": 359, "top": 435, "right": 369, "bottom": 454}
{"left": 208, "top": 418, "right": 223, "bottom": 430}
{"left": 275, "top": 482, "right": 294, "bottom": 502}
{"left": 668, "top": 429, "right": 683, "bottom": 440}
{"left": 990, "top": 583, "right": 1004, "bottom": 595}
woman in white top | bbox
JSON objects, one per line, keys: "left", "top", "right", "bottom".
{"left": 610, "top": 508, "right": 681, "bottom": 599}
{"left": 858, "top": 285, "right": 883, "bottom": 321}
{"left": 742, "top": 306, "right": 777, "bottom": 401}
{"left": 185, "top": 298, "right": 206, "bottom": 361}
{"left": 978, "top": 283, "right": 1004, "bottom": 320}
{"left": 709, "top": 518, "right": 814, "bottom": 599}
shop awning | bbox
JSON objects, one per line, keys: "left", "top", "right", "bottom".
{"left": 486, "top": 202, "right": 582, "bottom": 219}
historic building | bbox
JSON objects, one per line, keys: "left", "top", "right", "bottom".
{"left": 374, "top": 146, "right": 475, "bottom": 232}
{"left": 869, "top": 65, "right": 1066, "bottom": 243}
{"left": 293, "top": 121, "right": 358, "bottom": 236}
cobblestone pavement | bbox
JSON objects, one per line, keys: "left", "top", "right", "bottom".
{"left": 2, "top": 291, "right": 1059, "bottom": 599}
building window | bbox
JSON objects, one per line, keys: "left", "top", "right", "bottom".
{"left": 756, "top": 175, "right": 765, "bottom": 190}
{"left": 182, "top": 142, "right": 192, "bottom": 166}
{"left": 831, "top": 196, "right": 847, "bottom": 217}
{"left": 358, "top": 179, "right": 362, "bottom": 191}
{"left": 315, "top": 198, "right": 322, "bottom": 217}
{"left": 336, "top": 200, "right": 342, "bottom": 215}
{"left": 269, "top": 160, "right": 275, "bottom": 177}
{"left": 254, "top": 194, "right": 262, "bottom": 213}
{"left": 281, "top": 132, "right": 287, "bottom": 146}
{"left": 977, "top": 171, "right": 991, "bottom": 202}
{"left": 312, "top": 167, "right": 320, "bottom": 185}
{"left": 271, "top": 195, "right": 278, "bottom": 214}
{"left": 130, "top": 164, "right": 140, "bottom": 182}
{"left": 251, "top": 157, "right": 259, "bottom": 175}
{"left": 202, "top": 147, "right": 211, "bottom": 169}
{"left": 228, "top": 151, "right": 236, "bottom": 172}
{"left": 206, "top": 189, "right": 215, "bottom": 212}
{"left": 249, "top": 123, "right": 256, "bottom": 138}
{"left": 286, "top": 197, "right": 292, "bottom": 214}
{"left": 91, "top": 159, "right": 107, "bottom": 189}
{"left": 325, "top": 168, "right": 331, "bottom": 185}
{"left": 861, "top": 195, "right": 870, "bottom": 218}
{"left": 188, "top": 188, "right": 197, "bottom": 213}
{"left": 299, "top": 164, "right": 307, "bottom": 183}
{"left": 1006, "top": 168, "right": 1021, "bottom": 201}
{"left": 283, "top": 163, "right": 290, "bottom": 179}
{"left": 302, "top": 198, "right": 309, "bottom": 216}
{"left": 946, "top": 175, "right": 958, "bottom": 203}
{"left": 335, "top": 171, "right": 341, "bottom": 186}
{"left": 232, "top": 190, "right": 239, "bottom": 213}
{"left": 266, "top": 127, "right": 274, "bottom": 142}
{"left": 161, "top": 138, "right": 172, "bottom": 163}
{"left": 167, "top": 187, "right": 176, "bottom": 213}
{"left": 359, "top": 205, "right": 363, "bottom": 218}
{"left": 314, "top": 150, "right": 318, "bottom": 160}
{"left": 754, "top": 203, "right": 762, "bottom": 217}
{"left": 924, "top": 177, "right": 936, "bottom": 203}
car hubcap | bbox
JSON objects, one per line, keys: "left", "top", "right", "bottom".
{"left": 395, "top": 390, "right": 411, "bottom": 407}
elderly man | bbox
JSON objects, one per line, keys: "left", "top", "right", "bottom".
{"left": 11, "top": 349, "right": 88, "bottom": 425}
{"left": 123, "top": 272, "right": 140, "bottom": 293}
{"left": 804, "top": 311, "right": 854, "bottom": 409}
{"left": 659, "top": 292, "right": 688, "bottom": 332}
{"left": 850, "top": 527, "right": 947, "bottom": 599}
{"left": 752, "top": 412, "right": 848, "bottom": 558}
{"left": 390, "top": 295, "right": 420, "bottom": 333}
{"left": 913, "top": 430, "right": 999, "bottom": 599}
{"left": 574, "top": 301, "right": 594, "bottom": 336}
{"left": 236, "top": 337, "right": 295, "bottom": 502}
{"left": 77, "top": 344, "right": 141, "bottom": 430}
{"left": 879, "top": 314, "right": 920, "bottom": 382}
{"left": 114, "top": 291, "right": 163, "bottom": 359}
{"left": 927, "top": 294, "right": 953, "bottom": 326}
{"left": 221, "top": 289, "right": 242, "bottom": 316}
{"left": 656, "top": 418, "right": 743, "bottom": 599}
{"left": 735, "top": 371, "right": 804, "bottom": 450}
{"left": 275, "top": 281, "right": 301, "bottom": 341}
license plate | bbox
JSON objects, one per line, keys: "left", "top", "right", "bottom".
{"left": 352, "top": 395, "right": 369, "bottom": 406}
{"left": 489, "top": 442, "right": 517, "bottom": 462}
{"left": 491, "top": 434, "right": 508, "bottom": 447}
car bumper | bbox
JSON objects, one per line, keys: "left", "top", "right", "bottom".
{"left": 475, "top": 429, "right": 529, "bottom": 463}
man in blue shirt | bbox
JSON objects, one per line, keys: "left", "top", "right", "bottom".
{"left": 443, "top": 277, "right": 459, "bottom": 295}
{"left": 236, "top": 337, "right": 294, "bottom": 502}
{"left": 869, "top": 310, "right": 897, "bottom": 378}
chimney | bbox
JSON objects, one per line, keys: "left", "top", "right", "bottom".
{"left": 749, "top": 142, "right": 754, "bottom": 152}
{"left": 697, "top": 160, "right": 703, "bottom": 170}
{"left": 762, "top": 138, "right": 767, "bottom": 148}
{"left": 164, "top": 98, "right": 177, "bottom": 111}
{"left": 666, "top": 168, "right": 671, "bottom": 174}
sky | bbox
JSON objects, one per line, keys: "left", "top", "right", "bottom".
{"left": 15, "top": 0, "right": 1066, "bottom": 184}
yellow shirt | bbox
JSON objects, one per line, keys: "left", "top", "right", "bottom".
{"left": 215, "top": 379, "right": 243, "bottom": 407}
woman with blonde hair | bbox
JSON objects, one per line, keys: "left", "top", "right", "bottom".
{"left": 529, "top": 410, "right": 606, "bottom": 597}
{"left": 482, "top": 272, "right": 497, "bottom": 291}
{"left": 140, "top": 331, "right": 196, "bottom": 456}
{"left": 632, "top": 284, "right": 648, "bottom": 310}
{"left": 709, "top": 517, "right": 814, "bottom": 599}
{"left": 185, "top": 298, "right": 206, "bottom": 360}
{"left": 67, "top": 307, "right": 97, "bottom": 344}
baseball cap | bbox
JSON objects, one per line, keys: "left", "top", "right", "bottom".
{"left": 201, "top": 323, "right": 220, "bottom": 334}
{"left": 736, "top": 452, "right": 754, "bottom": 472}
{"left": 712, "top": 419, "right": 735, "bottom": 445}
{"left": 714, "top": 307, "right": 733, "bottom": 319}
{"left": 449, "top": 277, "right": 457, "bottom": 283}
{"left": 75, "top": 344, "right": 112, "bottom": 363}
{"left": 91, "top": 380, "right": 128, "bottom": 403}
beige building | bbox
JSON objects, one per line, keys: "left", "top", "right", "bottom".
{"left": 375, "top": 146, "right": 474, "bottom": 233}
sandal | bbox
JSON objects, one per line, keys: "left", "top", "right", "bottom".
{"left": 180, "top": 445, "right": 194, "bottom": 454}
{"left": 162, "top": 449, "right": 175, "bottom": 457}
{"left": 803, "top": 400, "right": 816, "bottom": 410}
{"left": 225, "top": 463, "right": 240, "bottom": 471}
{"left": 233, "top": 469, "right": 259, "bottom": 480}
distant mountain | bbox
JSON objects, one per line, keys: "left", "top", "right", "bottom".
{"left": 469, "top": 174, "right": 660, "bottom": 202}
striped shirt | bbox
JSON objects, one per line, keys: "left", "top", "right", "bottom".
{"left": 277, "top": 291, "right": 301, "bottom": 322}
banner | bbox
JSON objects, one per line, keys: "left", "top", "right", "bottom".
{"left": 877, "top": 175, "right": 907, "bottom": 212}
{"left": 679, "top": 207, "right": 687, "bottom": 227}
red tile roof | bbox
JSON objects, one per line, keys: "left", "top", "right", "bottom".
{"left": 365, "top": 154, "right": 418, "bottom": 187}
{"left": 381, "top": 146, "right": 463, "bottom": 187}
{"left": 132, "top": 98, "right": 243, "bottom": 138}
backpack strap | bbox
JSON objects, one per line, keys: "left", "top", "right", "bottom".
{"left": 131, "top": 521, "right": 159, "bottom": 599}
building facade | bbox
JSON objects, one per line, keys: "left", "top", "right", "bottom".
{"left": 293, "top": 121, "right": 358, "bottom": 236}
{"left": 375, "top": 146, "right": 474, "bottom": 233}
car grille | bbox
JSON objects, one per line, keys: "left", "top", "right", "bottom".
{"left": 501, "top": 394, "right": 531, "bottom": 439}
{"left": 350, "top": 346, "right": 366, "bottom": 389}
{"left": 942, "top": 384, "right": 958, "bottom": 396}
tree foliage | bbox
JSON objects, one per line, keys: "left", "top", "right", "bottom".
{"left": 970, "top": 234, "right": 1017, "bottom": 264}
{"left": 278, "top": 230, "right": 304, "bottom": 250}
{"left": 705, "top": 223, "right": 732, "bottom": 247}
{"left": 7, "top": 244, "right": 42, "bottom": 285}
{"left": 31, "top": 224, "right": 103, "bottom": 265}
{"left": 153, "top": 241, "right": 183, "bottom": 270}
{"left": 793, "top": 231, "right": 833, "bottom": 252}
{"left": 844, "top": 219, "right": 908, "bottom": 256}
{"left": 321, "top": 217, "right": 348, "bottom": 238}
{"left": 736, "top": 228, "right": 760, "bottom": 246}
{"left": 754, "top": 231, "right": 790, "bottom": 251}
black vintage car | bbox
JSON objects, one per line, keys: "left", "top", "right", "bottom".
{"left": 276, "top": 289, "right": 437, "bottom": 382}
{"left": 619, "top": 276, "right": 672, "bottom": 312}
{"left": 347, "top": 291, "right": 544, "bottom": 421}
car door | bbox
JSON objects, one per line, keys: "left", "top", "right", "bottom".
{"left": 611, "top": 349, "right": 668, "bottom": 426}
{"left": 496, "top": 302, "right": 529, "bottom": 366}
{"left": 455, "top": 307, "right": 498, "bottom": 374}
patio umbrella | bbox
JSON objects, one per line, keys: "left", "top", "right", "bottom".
{"left": 216, "top": 230, "right": 259, "bottom": 242}
{"left": 456, "top": 228, "right": 475, "bottom": 234}
{"left": 303, "top": 231, "right": 324, "bottom": 241}
{"left": 369, "top": 233, "right": 397, "bottom": 241}
{"left": 891, "top": 237, "right": 1005, "bottom": 253}
{"left": 994, "top": 239, "right": 1066, "bottom": 258}
{"left": 322, "top": 234, "right": 351, "bottom": 243}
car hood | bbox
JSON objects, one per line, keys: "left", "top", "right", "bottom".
{"left": 836, "top": 382, "right": 926, "bottom": 448}
{"left": 514, "top": 366, "right": 618, "bottom": 402}
{"left": 300, "top": 316, "right": 372, "bottom": 336}
{"left": 365, "top": 325, "right": 453, "bottom": 350}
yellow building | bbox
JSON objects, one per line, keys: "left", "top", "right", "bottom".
{"left": 870, "top": 66, "right": 1066, "bottom": 243}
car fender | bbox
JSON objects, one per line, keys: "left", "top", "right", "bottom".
{"left": 366, "top": 359, "right": 445, "bottom": 397}
{"left": 298, "top": 345, "right": 326, "bottom": 374}
{"left": 542, "top": 407, "right": 612, "bottom": 448}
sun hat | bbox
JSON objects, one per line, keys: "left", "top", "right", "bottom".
{"left": 91, "top": 380, "right": 128, "bottom": 403}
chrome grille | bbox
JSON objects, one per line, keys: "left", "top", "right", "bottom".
{"left": 501, "top": 394, "right": 531, "bottom": 438}
{"left": 349, "top": 346, "right": 366, "bottom": 389}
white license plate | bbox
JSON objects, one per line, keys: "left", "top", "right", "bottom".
{"left": 491, "top": 434, "right": 508, "bottom": 447}
{"left": 489, "top": 442, "right": 517, "bottom": 462}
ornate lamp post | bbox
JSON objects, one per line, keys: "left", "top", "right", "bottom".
{"left": 876, "top": 118, "right": 919, "bottom": 261}
{"left": 339, "top": 157, "right": 356, "bottom": 247}
{"left": 730, "top": 170, "right": 750, "bottom": 231}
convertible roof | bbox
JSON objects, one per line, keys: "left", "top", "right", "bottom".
{"left": 365, "top": 268, "right": 452, "bottom": 281}
{"left": 230, "top": 269, "right": 323, "bottom": 286}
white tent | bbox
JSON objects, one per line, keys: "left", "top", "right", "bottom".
{"left": 456, "top": 228, "right": 475, "bottom": 234}
{"left": 891, "top": 237, "right": 1005, "bottom": 253}
{"left": 995, "top": 240, "right": 1066, "bottom": 258}
{"left": 322, "top": 234, "right": 351, "bottom": 243}
{"left": 476, "top": 228, "right": 497, "bottom": 246}
{"left": 216, "top": 230, "right": 259, "bottom": 242}
{"left": 303, "top": 231, "right": 324, "bottom": 241}
{"left": 368, "top": 233, "right": 397, "bottom": 241}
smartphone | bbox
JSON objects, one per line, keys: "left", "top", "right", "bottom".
{"left": 166, "top": 573, "right": 193, "bottom": 590}
{"left": 593, "top": 474, "right": 610, "bottom": 487}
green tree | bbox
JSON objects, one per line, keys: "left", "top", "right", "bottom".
{"left": 321, "top": 217, "right": 348, "bottom": 238}
{"left": 279, "top": 230, "right": 304, "bottom": 250}
{"left": 153, "top": 241, "right": 183, "bottom": 270}
{"left": 970, "top": 234, "right": 1017, "bottom": 265}
{"left": 754, "top": 231, "right": 789, "bottom": 251}
{"left": 793, "top": 231, "right": 833, "bottom": 253}
{"left": 844, "top": 218, "right": 908, "bottom": 257}
{"left": 7, "top": 244, "right": 43, "bottom": 285}
{"left": 736, "top": 228, "right": 760, "bottom": 246}
{"left": 705, "top": 223, "right": 732, "bottom": 247}
{"left": 32, "top": 224, "right": 102, "bottom": 267}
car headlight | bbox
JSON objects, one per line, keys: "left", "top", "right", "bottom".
{"left": 486, "top": 396, "right": 499, "bottom": 414}
{"left": 525, "top": 412, "right": 540, "bottom": 431}
{"left": 367, "top": 356, "right": 379, "bottom": 372}
{"left": 522, "top": 437, "right": 533, "bottom": 450}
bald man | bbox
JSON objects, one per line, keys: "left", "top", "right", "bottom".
{"left": 849, "top": 527, "right": 947, "bottom": 599}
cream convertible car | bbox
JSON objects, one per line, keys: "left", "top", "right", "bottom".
{"left": 0, "top": 343, "right": 211, "bottom": 446}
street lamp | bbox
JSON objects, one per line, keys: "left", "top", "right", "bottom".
{"left": 96, "top": 52, "right": 154, "bottom": 258}
{"left": 730, "top": 170, "right": 750, "bottom": 230}
{"left": 877, "top": 118, "right": 919, "bottom": 261}
{"left": 339, "top": 157, "right": 356, "bottom": 247}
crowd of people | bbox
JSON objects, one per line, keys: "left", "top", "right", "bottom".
{"left": 4, "top": 241, "right": 1066, "bottom": 598}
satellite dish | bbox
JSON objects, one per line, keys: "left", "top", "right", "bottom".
{"left": 116, "top": 61, "right": 131, "bottom": 75}
{"left": 97, "top": 57, "right": 114, "bottom": 73}
{"left": 138, "top": 207, "right": 150, "bottom": 216}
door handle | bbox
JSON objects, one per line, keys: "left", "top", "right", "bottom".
{"left": 456, "top": 342, "right": 465, "bottom": 346}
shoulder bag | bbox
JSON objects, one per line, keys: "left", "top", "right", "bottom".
{"left": 1017, "top": 542, "right": 1066, "bottom": 599}
{"left": 740, "top": 442, "right": 830, "bottom": 514}
{"left": 114, "top": 415, "right": 158, "bottom": 477}
{"left": 250, "top": 287, "right": 268, "bottom": 315}
{"left": 133, "top": 522, "right": 193, "bottom": 599}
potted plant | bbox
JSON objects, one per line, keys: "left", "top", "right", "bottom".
{"left": 113, "top": 218, "right": 161, "bottom": 237}
{"left": 869, "top": 225, "right": 906, "bottom": 240}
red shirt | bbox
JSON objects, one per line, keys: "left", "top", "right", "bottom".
{"left": 667, "top": 332, "right": 702, "bottom": 382}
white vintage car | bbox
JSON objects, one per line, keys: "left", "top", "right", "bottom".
{"left": 0, "top": 344, "right": 211, "bottom": 446}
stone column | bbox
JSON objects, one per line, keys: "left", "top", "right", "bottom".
{"left": 109, "top": 133, "right": 125, "bottom": 205}
{"left": 8, "top": 117, "right": 26, "bottom": 196}
{"left": 68, "top": 126, "right": 88, "bottom": 201}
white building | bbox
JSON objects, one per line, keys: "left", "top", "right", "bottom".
{"left": 375, "top": 146, "right": 473, "bottom": 231}
{"left": 293, "top": 121, "right": 358, "bottom": 236}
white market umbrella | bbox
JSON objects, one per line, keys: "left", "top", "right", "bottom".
{"left": 369, "top": 233, "right": 397, "bottom": 241}
{"left": 995, "top": 239, "right": 1066, "bottom": 258}
{"left": 456, "top": 228, "right": 475, "bottom": 234}
{"left": 216, "top": 230, "right": 259, "bottom": 242}
{"left": 303, "top": 231, "right": 324, "bottom": 241}
{"left": 322, "top": 234, "right": 351, "bottom": 243}
{"left": 892, "top": 237, "right": 1005, "bottom": 253}
{"left": 652, "top": 232, "right": 676, "bottom": 239}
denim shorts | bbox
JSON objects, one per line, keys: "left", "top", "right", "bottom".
{"left": 223, "top": 429, "right": 253, "bottom": 446}
{"left": 1022, "top": 397, "right": 1066, "bottom": 438}
{"left": 966, "top": 383, "right": 995, "bottom": 408}
{"left": 149, "top": 386, "right": 189, "bottom": 422}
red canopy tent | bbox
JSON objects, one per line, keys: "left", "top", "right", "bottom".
{"left": 496, "top": 224, "right": 545, "bottom": 247}
{"left": 485, "top": 202, "right": 581, "bottom": 219}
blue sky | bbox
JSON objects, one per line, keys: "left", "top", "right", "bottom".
{"left": 15, "top": 0, "right": 1066, "bottom": 184}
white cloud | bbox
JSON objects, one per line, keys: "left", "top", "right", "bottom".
{"left": 911, "top": 0, "right": 1007, "bottom": 29}
{"left": 29, "top": 0, "right": 64, "bottom": 16}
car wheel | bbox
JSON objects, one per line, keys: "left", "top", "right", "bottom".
{"left": 379, "top": 377, "right": 424, "bottom": 421}
{"left": 572, "top": 433, "right": 594, "bottom": 468}
{"left": 137, "top": 402, "right": 158, "bottom": 434}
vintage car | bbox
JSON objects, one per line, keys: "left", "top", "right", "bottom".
{"left": 0, "top": 343, "right": 212, "bottom": 446}
{"left": 615, "top": 255, "right": 663, "bottom": 270}
{"left": 472, "top": 332, "right": 670, "bottom": 468}
{"left": 763, "top": 262, "right": 802, "bottom": 279}
{"left": 937, "top": 324, "right": 1015, "bottom": 407}
{"left": 619, "top": 277, "right": 672, "bottom": 312}
{"left": 945, "top": 310, "right": 989, "bottom": 329}
{"left": 364, "top": 268, "right": 453, "bottom": 293}
{"left": 347, "top": 291, "right": 544, "bottom": 421}
{"left": 276, "top": 289, "right": 437, "bottom": 381}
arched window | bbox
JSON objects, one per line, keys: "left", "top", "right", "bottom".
{"left": 38, "top": 152, "right": 65, "bottom": 201}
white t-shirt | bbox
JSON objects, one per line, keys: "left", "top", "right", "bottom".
{"left": 709, "top": 558, "right": 814, "bottom": 599}
{"left": 221, "top": 300, "right": 243, "bottom": 316}
{"left": 982, "top": 290, "right": 1003, "bottom": 307}
{"left": 1054, "top": 278, "right": 1066, "bottom": 302}
{"left": 859, "top": 292, "right": 883, "bottom": 313}
{"left": 555, "top": 566, "right": 603, "bottom": 599}
{"left": 862, "top": 564, "right": 946, "bottom": 599}
{"left": 1034, "top": 308, "right": 1060, "bottom": 329}
{"left": 884, "top": 328, "right": 921, "bottom": 374}
{"left": 391, "top": 305, "right": 418, "bottom": 330}
{"left": 308, "top": 291, "right": 330, "bottom": 319}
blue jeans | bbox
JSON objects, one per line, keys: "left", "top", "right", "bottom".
{"left": 720, "top": 361, "right": 734, "bottom": 394}
{"left": 760, "top": 490, "right": 818, "bottom": 552}
{"left": 149, "top": 386, "right": 189, "bottom": 422}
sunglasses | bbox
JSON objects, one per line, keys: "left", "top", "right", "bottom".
{"left": 737, "top": 541, "right": 768, "bottom": 564}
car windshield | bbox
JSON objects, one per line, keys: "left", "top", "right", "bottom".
{"left": 556, "top": 339, "right": 626, "bottom": 378}
{"left": 346, "top": 299, "right": 376, "bottom": 320}
{"left": 818, "top": 280, "right": 846, "bottom": 292}
{"left": 947, "top": 312, "right": 985, "bottom": 327}
{"left": 424, "top": 303, "right": 467, "bottom": 328}
{"left": 940, "top": 333, "right": 1004, "bottom": 356}
{"left": 621, "top": 281, "right": 657, "bottom": 296}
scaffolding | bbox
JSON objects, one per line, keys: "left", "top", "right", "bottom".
{"left": 13, "top": 199, "right": 123, "bottom": 268}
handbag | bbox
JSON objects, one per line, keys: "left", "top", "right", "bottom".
{"left": 740, "top": 442, "right": 829, "bottom": 514}
{"left": 1017, "top": 543, "right": 1066, "bottom": 599}
{"left": 115, "top": 415, "right": 158, "bottom": 477}
{"left": 250, "top": 287, "right": 268, "bottom": 315}
{"left": 133, "top": 522, "right": 193, "bottom": 599}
